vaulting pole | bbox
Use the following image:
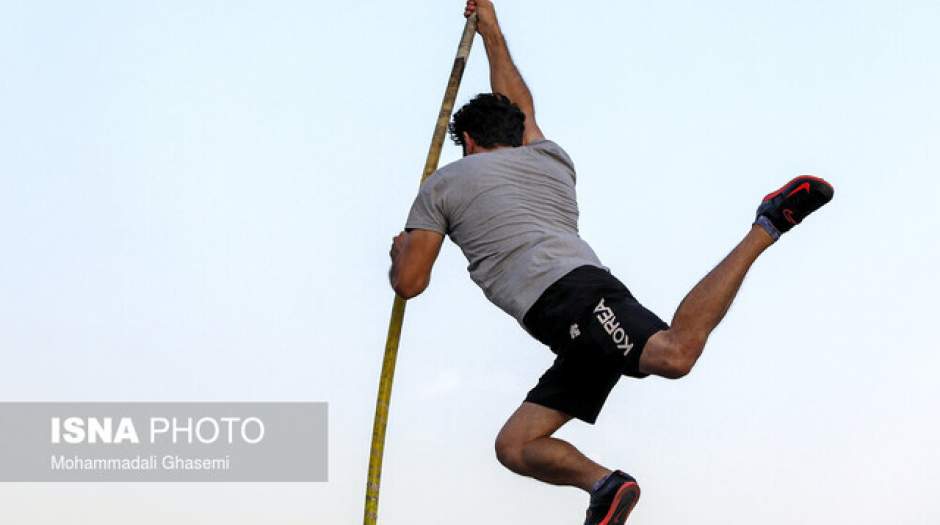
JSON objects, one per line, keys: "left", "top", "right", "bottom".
{"left": 363, "top": 13, "right": 477, "bottom": 525}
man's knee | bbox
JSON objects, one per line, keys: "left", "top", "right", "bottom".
{"left": 494, "top": 402, "right": 571, "bottom": 473}
{"left": 653, "top": 332, "right": 706, "bottom": 379}
{"left": 494, "top": 433, "right": 526, "bottom": 472}
{"left": 659, "top": 355, "right": 696, "bottom": 379}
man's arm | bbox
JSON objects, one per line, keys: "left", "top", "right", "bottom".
{"left": 466, "top": 0, "right": 545, "bottom": 144}
{"left": 388, "top": 229, "right": 444, "bottom": 299}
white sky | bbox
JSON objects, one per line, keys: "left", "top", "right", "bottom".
{"left": 1, "top": 1, "right": 939, "bottom": 524}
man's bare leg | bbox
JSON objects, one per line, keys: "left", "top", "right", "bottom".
{"left": 495, "top": 402, "right": 610, "bottom": 492}
{"left": 639, "top": 174, "right": 835, "bottom": 378}
{"left": 640, "top": 225, "right": 774, "bottom": 378}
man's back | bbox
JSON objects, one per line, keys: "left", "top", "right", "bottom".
{"left": 406, "top": 139, "right": 604, "bottom": 322}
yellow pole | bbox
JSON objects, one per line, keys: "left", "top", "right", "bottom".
{"left": 363, "top": 13, "right": 477, "bottom": 525}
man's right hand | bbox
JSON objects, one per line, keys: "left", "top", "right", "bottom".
{"left": 465, "top": 0, "right": 500, "bottom": 38}
{"left": 464, "top": 0, "right": 545, "bottom": 144}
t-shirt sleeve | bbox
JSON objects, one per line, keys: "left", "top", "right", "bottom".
{"left": 404, "top": 178, "right": 448, "bottom": 234}
{"left": 529, "top": 140, "right": 577, "bottom": 182}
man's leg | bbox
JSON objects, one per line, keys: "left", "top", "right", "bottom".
{"left": 639, "top": 225, "right": 773, "bottom": 378}
{"left": 494, "top": 402, "right": 609, "bottom": 491}
{"left": 496, "top": 402, "right": 642, "bottom": 525}
{"left": 640, "top": 175, "right": 835, "bottom": 378}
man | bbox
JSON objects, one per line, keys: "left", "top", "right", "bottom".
{"left": 389, "top": 1, "right": 834, "bottom": 523}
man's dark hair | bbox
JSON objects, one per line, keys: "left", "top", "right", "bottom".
{"left": 449, "top": 93, "right": 525, "bottom": 150}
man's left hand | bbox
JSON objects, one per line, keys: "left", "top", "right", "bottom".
{"left": 390, "top": 231, "right": 408, "bottom": 262}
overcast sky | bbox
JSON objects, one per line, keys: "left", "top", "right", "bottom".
{"left": 1, "top": 1, "right": 939, "bottom": 524}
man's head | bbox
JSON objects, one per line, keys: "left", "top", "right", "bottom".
{"left": 448, "top": 93, "right": 525, "bottom": 156}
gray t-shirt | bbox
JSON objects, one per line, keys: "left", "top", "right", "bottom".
{"left": 405, "top": 140, "right": 605, "bottom": 323}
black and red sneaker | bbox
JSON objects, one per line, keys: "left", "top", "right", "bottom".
{"left": 584, "top": 471, "right": 641, "bottom": 525}
{"left": 755, "top": 175, "right": 835, "bottom": 240}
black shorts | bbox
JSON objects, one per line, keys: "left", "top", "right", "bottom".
{"left": 522, "top": 265, "right": 668, "bottom": 424}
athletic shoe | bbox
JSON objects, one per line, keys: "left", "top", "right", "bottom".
{"left": 754, "top": 175, "right": 835, "bottom": 240}
{"left": 584, "top": 470, "right": 641, "bottom": 525}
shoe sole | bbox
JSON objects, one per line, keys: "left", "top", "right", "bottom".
{"left": 597, "top": 482, "right": 641, "bottom": 525}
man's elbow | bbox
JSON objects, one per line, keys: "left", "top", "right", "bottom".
{"left": 391, "top": 275, "right": 429, "bottom": 300}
